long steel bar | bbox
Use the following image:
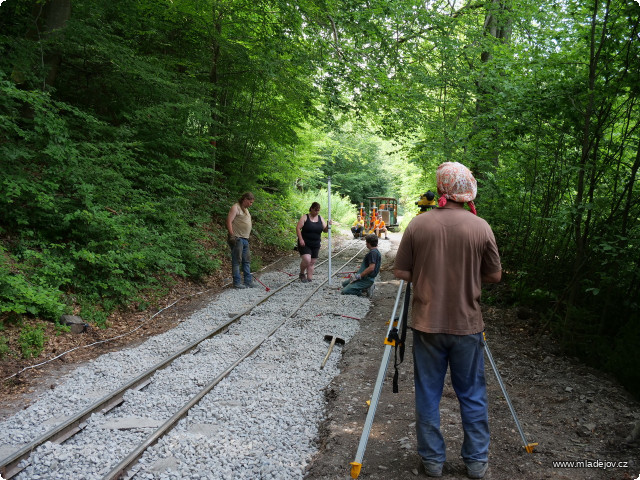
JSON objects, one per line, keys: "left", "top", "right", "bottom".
{"left": 350, "top": 280, "right": 406, "bottom": 479}
{"left": 328, "top": 176, "right": 333, "bottom": 285}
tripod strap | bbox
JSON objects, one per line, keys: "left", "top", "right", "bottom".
{"left": 392, "top": 282, "right": 411, "bottom": 393}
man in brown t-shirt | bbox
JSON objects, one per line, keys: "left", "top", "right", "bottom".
{"left": 394, "top": 162, "right": 501, "bottom": 479}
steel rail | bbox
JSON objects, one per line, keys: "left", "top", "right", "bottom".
{"left": 0, "top": 283, "right": 291, "bottom": 478}
{"left": 0, "top": 241, "right": 364, "bottom": 479}
{"left": 104, "top": 250, "right": 365, "bottom": 479}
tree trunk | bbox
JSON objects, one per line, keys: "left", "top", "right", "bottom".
{"left": 42, "top": 0, "right": 71, "bottom": 87}
{"left": 473, "top": 0, "right": 513, "bottom": 172}
{"left": 620, "top": 130, "right": 640, "bottom": 236}
{"left": 209, "top": 8, "right": 224, "bottom": 181}
{"left": 566, "top": 0, "right": 610, "bottom": 309}
{"left": 11, "top": 0, "right": 71, "bottom": 89}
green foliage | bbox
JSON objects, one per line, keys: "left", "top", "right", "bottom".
{"left": 0, "top": 57, "right": 222, "bottom": 322}
{"left": 0, "top": 0, "right": 329, "bottom": 324}
{"left": 18, "top": 324, "right": 47, "bottom": 359}
{"left": 0, "top": 335, "right": 9, "bottom": 360}
{"left": 54, "top": 322, "right": 71, "bottom": 335}
{"left": 309, "top": 0, "right": 640, "bottom": 397}
{"left": 250, "top": 191, "right": 300, "bottom": 251}
{"left": 314, "top": 130, "right": 390, "bottom": 204}
{"left": 77, "top": 300, "right": 110, "bottom": 329}
{"left": 0, "top": 247, "right": 67, "bottom": 320}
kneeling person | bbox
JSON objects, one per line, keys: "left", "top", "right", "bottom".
{"left": 342, "top": 234, "right": 381, "bottom": 296}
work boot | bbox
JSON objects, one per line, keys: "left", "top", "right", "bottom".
{"left": 299, "top": 273, "right": 308, "bottom": 283}
{"left": 422, "top": 461, "right": 443, "bottom": 477}
{"left": 245, "top": 282, "right": 258, "bottom": 288}
{"left": 233, "top": 284, "right": 246, "bottom": 289}
{"left": 465, "top": 462, "right": 488, "bottom": 479}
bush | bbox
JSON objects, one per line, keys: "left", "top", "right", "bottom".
{"left": 18, "top": 324, "right": 47, "bottom": 359}
{"left": 0, "top": 249, "right": 67, "bottom": 321}
{"left": 0, "top": 74, "right": 223, "bottom": 324}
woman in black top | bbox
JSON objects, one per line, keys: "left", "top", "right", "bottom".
{"left": 296, "top": 202, "right": 329, "bottom": 282}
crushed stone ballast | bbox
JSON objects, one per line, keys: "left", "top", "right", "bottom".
{"left": 0, "top": 237, "right": 392, "bottom": 480}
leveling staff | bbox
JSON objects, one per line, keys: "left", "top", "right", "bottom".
{"left": 394, "top": 162, "right": 502, "bottom": 479}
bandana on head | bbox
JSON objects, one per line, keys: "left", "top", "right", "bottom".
{"left": 436, "top": 162, "right": 478, "bottom": 215}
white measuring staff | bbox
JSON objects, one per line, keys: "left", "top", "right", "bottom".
{"left": 327, "top": 176, "right": 332, "bottom": 285}
{"left": 350, "top": 280, "right": 407, "bottom": 478}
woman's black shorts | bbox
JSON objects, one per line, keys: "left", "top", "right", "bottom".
{"left": 298, "top": 244, "right": 320, "bottom": 258}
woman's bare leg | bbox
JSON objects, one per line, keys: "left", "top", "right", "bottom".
{"left": 307, "top": 258, "right": 317, "bottom": 280}
{"left": 300, "top": 254, "right": 311, "bottom": 279}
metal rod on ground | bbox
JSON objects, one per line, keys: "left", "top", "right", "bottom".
{"left": 482, "top": 332, "right": 538, "bottom": 453}
{"left": 327, "top": 176, "right": 332, "bottom": 285}
{"left": 350, "top": 280, "right": 406, "bottom": 479}
{"left": 253, "top": 276, "right": 270, "bottom": 292}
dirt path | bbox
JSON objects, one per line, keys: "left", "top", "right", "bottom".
{"left": 305, "top": 233, "right": 640, "bottom": 480}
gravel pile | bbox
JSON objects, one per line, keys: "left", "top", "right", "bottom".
{"left": 1, "top": 238, "right": 391, "bottom": 479}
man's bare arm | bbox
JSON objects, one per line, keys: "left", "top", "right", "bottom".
{"left": 481, "top": 270, "right": 502, "bottom": 283}
{"left": 394, "top": 269, "right": 412, "bottom": 282}
{"left": 359, "top": 263, "right": 376, "bottom": 278}
{"left": 226, "top": 204, "right": 237, "bottom": 235}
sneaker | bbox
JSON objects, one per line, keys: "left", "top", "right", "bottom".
{"left": 466, "top": 462, "right": 488, "bottom": 479}
{"left": 365, "top": 284, "right": 375, "bottom": 298}
{"left": 233, "top": 284, "right": 246, "bottom": 289}
{"left": 245, "top": 282, "right": 258, "bottom": 288}
{"left": 299, "top": 273, "right": 307, "bottom": 283}
{"left": 422, "top": 461, "right": 443, "bottom": 477}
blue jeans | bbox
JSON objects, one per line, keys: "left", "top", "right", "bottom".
{"left": 413, "top": 330, "right": 489, "bottom": 465}
{"left": 341, "top": 257, "right": 374, "bottom": 295}
{"left": 341, "top": 276, "right": 374, "bottom": 295}
{"left": 230, "top": 237, "right": 252, "bottom": 286}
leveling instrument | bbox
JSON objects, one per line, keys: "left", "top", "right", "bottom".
{"left": 483, "top": 331, "right": 538, "bottom": 453}
{"left": 350, "top": 281, "right": 409, "bottom": 479}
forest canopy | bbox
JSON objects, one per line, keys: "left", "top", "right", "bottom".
{"left": 1, "top": 0, "right": 639, "bottom": 396}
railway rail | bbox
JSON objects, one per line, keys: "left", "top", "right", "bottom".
{"left": 1, "top": 238, "right": 380, "bottom": 479}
